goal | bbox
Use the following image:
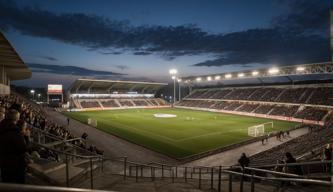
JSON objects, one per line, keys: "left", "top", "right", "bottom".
{"left": 87, "top": 118, "right": 98, "bottom": 127}
{"left": 248, "top": 122, "right": 273, "bottom": 137}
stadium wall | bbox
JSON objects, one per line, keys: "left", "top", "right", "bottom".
{"left": 68, "top": 105, "right": 171, "bottom": 112}
{"left": 175, "top": 106, "right": 325, "bottom": 126}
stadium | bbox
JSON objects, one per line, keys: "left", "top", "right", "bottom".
{"left": 0, "top": 2, "right": 333, "bottom": 192}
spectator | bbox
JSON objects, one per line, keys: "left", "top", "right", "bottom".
{"left": 238, "top": 153, "right": 250, "bottom": 169}
{"left": 0, "top": 107, "right": 5, "bottom": 122}
{"left": 284, "top": 152, "right": 302, "bottom": 175}
{"left": 0, "top": 109, "right": 29, "bottom": 183}
{"left": 323, "top": 144, "right": 332, "bottom": 173}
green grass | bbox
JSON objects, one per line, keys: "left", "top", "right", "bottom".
{"left": 63, "top": 108, "right": 299, "bottom": 158}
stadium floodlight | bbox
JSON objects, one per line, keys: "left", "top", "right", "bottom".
{"left": 215, "top": 75, "right": 221, "bottom": 80}
{"left": 169, "top": 68, "right": 178, "bottom": 104}
{"left": 207, "top": 76, "right": 212, "bottom": 81}
{"left": 268, "top": 67, "right": 279, "bottom": 74}
{"left": 30, "top": 89, "right": 35, "bottom": 100}
{"left": 196, "top": 77, "right": 202, "bottom": 82}
{"left": 296, "top": 66, "right": 305, "bottom": 71}
{"left": 238, "top": 73, "right": 244, "bottom": 78}
{"left": 177, "top": 78, "right": 182, "bottom": 82}
{"left": 252, "top": 71, "right": 259, "bottom": 76}
{"left": 225, "top": 74, "right": 232, "bottom": 79}
{"left": 169, "top": 69, "right": 178, "bottom": 75}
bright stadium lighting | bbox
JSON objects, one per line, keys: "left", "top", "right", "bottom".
{"left": 169, "top": 69, "right": 178, "bottom": 75}
{"left": 30, "top": 89, "right": 35, "bottom": 94}
{"left": 177, "top": 78, "right": 182, "bottom": 82}
{"left": 225, "top": 74, "right": 232, "bottom": 79}
{"left": 171, "top": 76, "right": 176, "bottom": 80}
{"left": 215, "top": 75, "right": 221, "bottom": 80}
{"left": 238, "top": 73, "right": 244, "bottom": 77}
{"left": 207, "top": 76, "right": 212, "bottom": 81}
{"left": 296, "top": 66, "right": 305, "bottom": 71}
{"left": 196, "top": 77, "right": 202, "bottom": 82}
{"left": 252, "top": 71, "right": 259, "bottom": 76}
{"left": 268, "top": 67, "right": 279, "bottom": 74}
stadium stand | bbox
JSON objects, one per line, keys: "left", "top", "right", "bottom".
{"left": 176, "top": 84, "right": 333, "bottom": 125}
{"left": 68, "top": 79, "right": 169, "bottom": 110}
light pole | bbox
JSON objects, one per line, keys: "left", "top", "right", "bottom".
{"left": 177, "top": 78, "right": 181, "bottom": 101}
{"left": 37, "top": 93, "right": 41, "bottom": 101}
{"left": 169, "top": 69, "right": 178, "bottom": 104}
{"left": 30, "top": 89, "right": 35, "bottom": 101}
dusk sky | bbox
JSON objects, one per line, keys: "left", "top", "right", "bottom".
{"left": 0, "top": 0, "right": 332, "bottom": 88}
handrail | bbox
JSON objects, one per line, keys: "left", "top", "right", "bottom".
{"left": 34, "top": 142, "right": 102, "bottom": 159}
{"left": 251, "top": 159, "right": 333, "bottom": 169}
{"left": 243, "top": 167, "right": 302, "bottom": 178}
{"left": 222, "top": 170, "right": 332, "bottom": 186}
{"left": 0, "top": 183, "right": 114, "bottom": 192}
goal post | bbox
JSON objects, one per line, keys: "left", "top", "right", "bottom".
{"left": 87, "top": 117, "right": 98, "bottom": 127}
{"left": 248, "top": 122, "right": 273, "bottom": 137}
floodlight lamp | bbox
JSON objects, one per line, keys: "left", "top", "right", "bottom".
{"left": 30, "top": 90, "right": 35, "bottom": 93}
{"left": 252, "top": 71, "right": 259, "bottom": 76}
{"left": 196, "top": 77, "right": 202, "bottom": 82}
{"left": 169, "top": 69, "right": 178, "bottom": 75}
{"left": 207, "top": 76, "right": 212, "bottom": 81}
{"left": 268, "top": 68, "right": 279, "bottom": 74}
{"left": 177, "top": 78, "right": 182, "bottom": 82}
{"left": 171, "top": 76, "right": 176, "bottom": 80}
{"left": 238, "top": 73, "right": 244, "bottom": 77}
{"left": 225, "top": 74, "right": 232, "bottom": 79}
{"left": 296, "top": 66, "right": 305, "bottom": 71}
{"left": 215, "top": 75, "right": 221, "bottom": 80}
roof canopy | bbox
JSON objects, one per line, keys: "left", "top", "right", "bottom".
{"left": 69, "top": 78, "right": 167, "bottom": 94}
{"left": 181, "top": 62, "right": 333, "bottom": 85}
{"left": 0, "top": 32, "right": 31, "bottom": 80}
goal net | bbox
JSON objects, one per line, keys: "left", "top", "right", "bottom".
{"left": 248, "top": 122, "right": 273, "bottom": 137}
{"left": 87, "top": 118, "right": 98, "bottom": 127}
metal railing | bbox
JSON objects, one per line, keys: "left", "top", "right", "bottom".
{"left": 26, "top": 123, "right": 333, "bottom": 191}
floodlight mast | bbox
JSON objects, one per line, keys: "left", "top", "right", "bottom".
{"left": 169, "top": 69, "right": 178, "bottom": 104}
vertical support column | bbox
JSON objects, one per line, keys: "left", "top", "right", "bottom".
{"left": 123, "top": 157, "right": 127, "bottom": 180}
{"left": 218, "top": 166, "right": 222, "bottom": 192}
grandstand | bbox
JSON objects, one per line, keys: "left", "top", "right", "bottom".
{"left": 68, "top": 78, "right": 169, "bottom": 110}
{"left": 1, "top": 9, "right": 333, "bottom": 192}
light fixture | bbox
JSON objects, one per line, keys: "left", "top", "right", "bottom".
{"left": 196, "top": 77, "right": 202, "bottom": 82}
{"left": 268, "top": 67, "right": 279, "bottom": 74}
{"left": 169, "top": 69, "right": 178, "bottom": 75}
{"left": 252, "top": 71, "right": 259, "bottom": 76}
{"left": 215, "top": 75, "right": 221, "bottom": 80}
{"left": 296, "top": 66, "right": 305, "bottom": 71}
{"left": 177, "top": 78, "right": 182, "bottom": 82}
{"left": 238, "top": 73, "right": 244, "bottom": 77}
{"left": 207, "top": 76, "right": 212, "bottom": 81}
{"left": 225, "top": 74, "right": 232, "bottom": 79}
{"left": 171, "top": 76, "right": 176, "bottom": 80}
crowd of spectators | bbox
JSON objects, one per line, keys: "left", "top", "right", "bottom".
{"left": 177, "top": 99, "right": 329, "bottom": 122}
{"left": 186, "top": 86, "right": 333, "bottom": 106}
{"left": 78, "top": 98, "right": 166, "bottom": 109}
{"left": 0, "top": 94, "right": 106, "bottom": 184}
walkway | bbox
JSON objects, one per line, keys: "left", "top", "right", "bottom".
{"left": 183, "top": 127, "right": 308, "bottom": 167}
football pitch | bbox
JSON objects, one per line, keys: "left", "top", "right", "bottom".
{"left": 63, "top": 108, "right": 299, "bottom": 158}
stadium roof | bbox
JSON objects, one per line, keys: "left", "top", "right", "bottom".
{"left": 0, "top": 32, "right": 31, "bottom": 80}
{"left": 69, "top": 78, "right": 168, "bottom": 94}
{"left": 181, "top": 62, "right": 333, "bottom": 84}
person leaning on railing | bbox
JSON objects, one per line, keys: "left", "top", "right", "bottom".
{"left": 0, "top": 109, "right": 31, "bottom": 184}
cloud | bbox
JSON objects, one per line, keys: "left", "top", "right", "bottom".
{"left": 115, "top": 65, "right": 129, "bottom": 70}
{"left": 27, "top": 63, "right": 125, "bottom": 76}
{"left": 39, "top": 56, "right": 58, "bottom": 61}
{"left": 0, "top": 0, "right": 332, "bottom": 67}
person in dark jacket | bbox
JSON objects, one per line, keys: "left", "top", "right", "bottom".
{"left": 285, "top": 152, "right": 302, "bottom": 175}
{"left": 0, "top": 109, "right": 29, "bottom": 183}
{"left": 238, "top": 153, "right": 250, "bottom": 168}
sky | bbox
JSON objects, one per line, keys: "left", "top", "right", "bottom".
{"left": 0, "top": 0, "right": 332, "bottom": 88}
